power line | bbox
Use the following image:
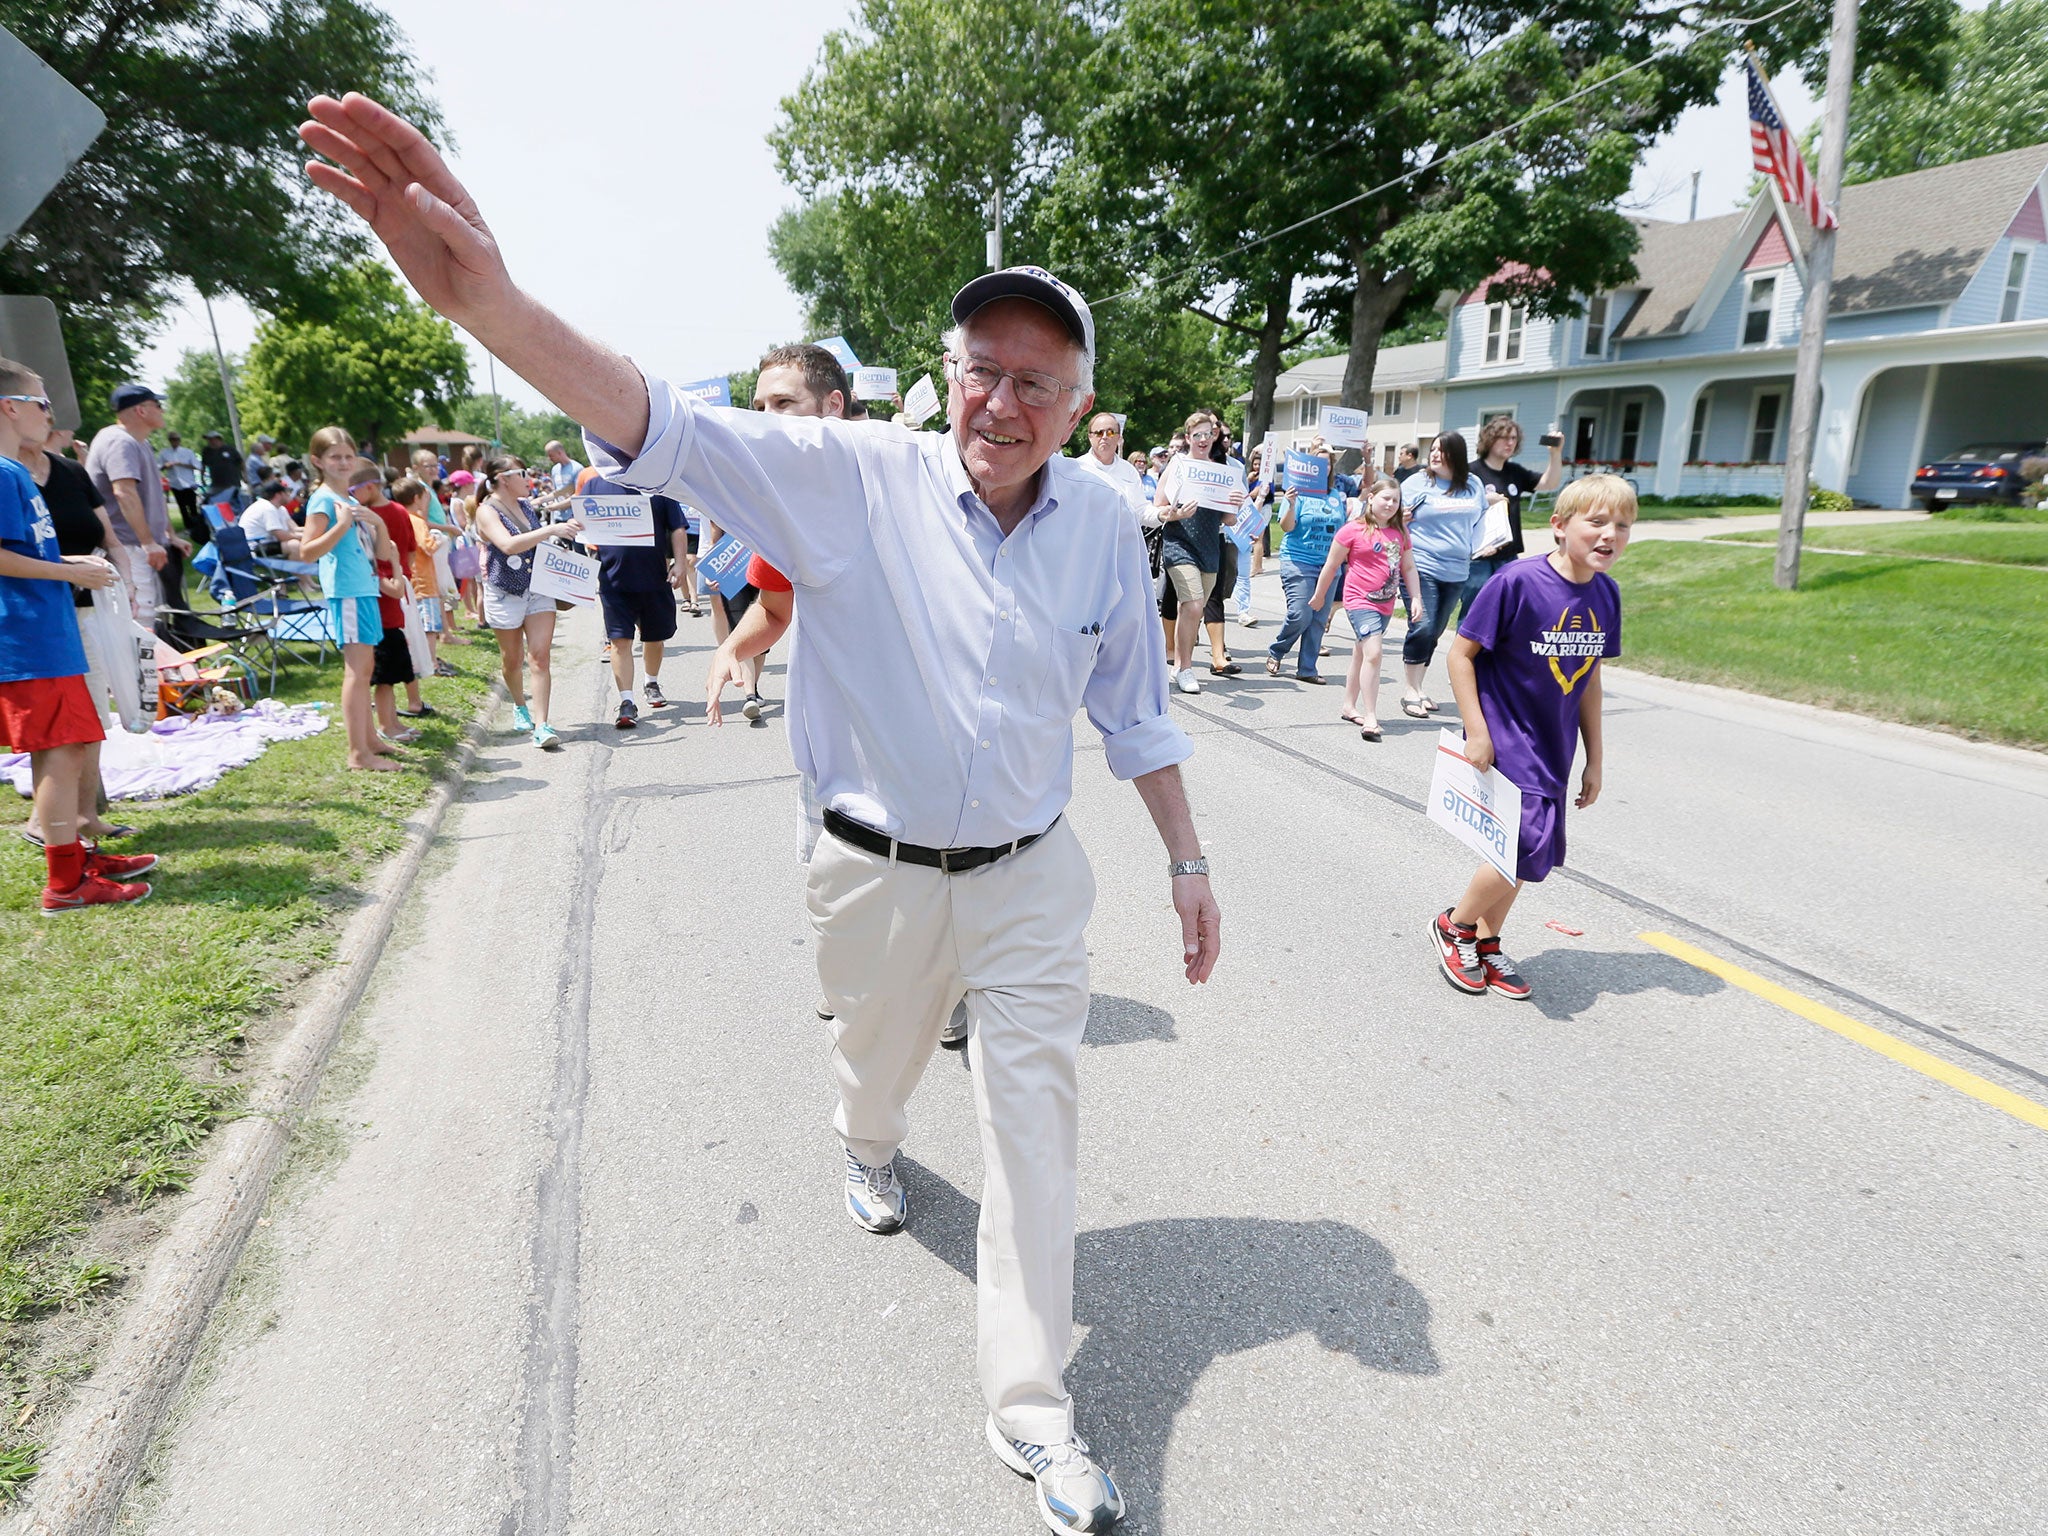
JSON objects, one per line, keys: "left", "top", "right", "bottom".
{"left": 1095, "top": 0, "right": 1807, "bottom": 309}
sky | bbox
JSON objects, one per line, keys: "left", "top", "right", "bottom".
{"left": 137, "top": 3, "right": 1824, "bottom": 414}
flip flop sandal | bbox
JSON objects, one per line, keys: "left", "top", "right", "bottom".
{"left": 1340, "top": 712, "right": 1370, "bottom": 727}
{"left": 1208, "top": 661, "right": 1242, "bottom": 676}
{"left": 1359, "top": 726, "right": 1384, "bottom": 743}
{"left": 1401, "top": 697, "right": 1431, "bottom": 719}
{"left": 1265, "top": 656, "right": 1282, "bottom": 677}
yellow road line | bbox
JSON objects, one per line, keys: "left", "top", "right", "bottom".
{"left": 1639, "top": 931, "right": 2048, "bottom": 1134}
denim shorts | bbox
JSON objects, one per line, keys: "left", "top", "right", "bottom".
{"left": 1343, "top": 605, "right": 1391, "bottom": 641}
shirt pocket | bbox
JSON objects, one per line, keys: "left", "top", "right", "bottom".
{"left": 1035, "top": 625, "right": 1101, "bottom": 719}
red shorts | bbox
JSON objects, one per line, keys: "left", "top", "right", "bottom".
{"left": 0, "top": 675, "right": 105, "bottom": 753}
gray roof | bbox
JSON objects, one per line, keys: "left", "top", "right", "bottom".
{"left": 1233, "top": 338, "right": 1447, "bottom": 403}
{"left": 1618, "top": 140, "right": 2048, "bottom": 338}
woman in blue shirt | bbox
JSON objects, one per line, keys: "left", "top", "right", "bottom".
{"left": 1398, "top": 430, "right": 1499, "bottom": 717}
{"left": 1263, "top": 439, "right": 1347, "bottom": 683}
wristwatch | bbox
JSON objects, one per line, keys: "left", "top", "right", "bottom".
{"left": 1169, "top": 857, "right": 1210, "bottom": 878}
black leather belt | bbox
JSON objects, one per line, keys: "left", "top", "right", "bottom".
{"left": 823, "top": 808, "right": 1057, "bottom": 873}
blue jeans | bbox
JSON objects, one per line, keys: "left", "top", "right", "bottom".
{"left": 1268, "top": 560, "right": 1333, "bottom": 677}
{"left": 1401, "top": 573, "right": 1468, "bottom": 667}
{"left": 1456, "top": 551, "right": 1512, "bottom": 625}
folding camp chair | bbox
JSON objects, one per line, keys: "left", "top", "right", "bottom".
{"left": 154, "top": 637, "right": 260, "bottom": 719}
{"left": 211, "top": 524, "right": 335, "bottom": 675}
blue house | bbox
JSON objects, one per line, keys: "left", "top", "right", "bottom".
{"left": 1433, "top": 140, "right": 2048, "bottom": 505}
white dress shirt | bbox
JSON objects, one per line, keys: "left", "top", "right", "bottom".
{"left": 590, "top": 374, "right": 1191, "bottom": 848}
{"left": 158, "top": 445, "right": 199, "bottom": 491}
{"left": 1072, "top": 449, "right": 1160, "bottom": 529}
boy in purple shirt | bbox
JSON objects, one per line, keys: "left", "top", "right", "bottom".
{"left": 1430, "top": 473, "right": 1635, "bottom": 1000}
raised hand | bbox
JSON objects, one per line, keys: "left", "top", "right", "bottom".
{"left": 299, "top": 94, "right": 515, "bottom": 328}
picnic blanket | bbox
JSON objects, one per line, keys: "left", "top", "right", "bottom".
{"left": 3, "top": 700, "right": 330, "bottom": 801}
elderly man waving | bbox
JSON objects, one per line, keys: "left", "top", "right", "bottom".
{"left": 300, "top": 93, "right": 1219, "bottom": 1536}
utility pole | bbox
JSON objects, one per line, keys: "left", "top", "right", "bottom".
{"left": 1688, "top": 169, "right": 1701, "bottom": 222}
{"left": 486, "top": 352, "right": 503, "bottom": 447}
{"left": 986, "top": 183, "right": 1004, "bottom": 271}
{"left": 1773, "top": 0, "right": 1859, "bottom": 591}
{"left": 202, "top": 291, "right": 245, "bottom": 455}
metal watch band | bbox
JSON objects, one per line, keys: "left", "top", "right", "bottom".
{"left": 1169, "top": 857, "right": 1209, "bottom": 878}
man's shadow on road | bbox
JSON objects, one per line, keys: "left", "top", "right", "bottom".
{"left": 1516, "top": 947, "right": 1725, "bottom": 1022}
{"left": 896, "top": 1158, "right": 1438, "bottom": 1533}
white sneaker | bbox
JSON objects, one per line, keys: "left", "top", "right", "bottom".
{"left": 1173, "top": 668, "right": 1201, "bottom": 695}
{"left": 940, "top": 999, "right": 970, "bottom": 1048}
{"left": 843, "top": 1148, "right": 905, "bottom": 1234}
{"left": 987, "top": 1416, "right": 1126, "bottom": 1534}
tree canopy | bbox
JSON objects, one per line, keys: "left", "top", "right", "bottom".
{"left": 0, "top": 0, "right": 442, "bottom": 432}
{"left": 238, "top": 262, "right": 468, "bottom": 452}
{"left": 1836, "top": 0, "right": 2048, "bottom": 184}
{"left": 444, "top": 394, "right": 583, "bottom": 465}
{"left": 161, "top": 347, "right": 240, "bottom": 446}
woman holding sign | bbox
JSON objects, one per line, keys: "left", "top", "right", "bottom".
{"left": 1152, "top": 412, "right": 1242, "bottom": 694}
{"left": 1263, "top": 438, "right": 1346, "bottom": 684}
{"left": 476, "top": 454, "right": 583, "bottom": 751}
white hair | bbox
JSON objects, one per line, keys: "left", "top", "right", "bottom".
{"left": 942, "top": 321, "right": 1094, "bottom": 396}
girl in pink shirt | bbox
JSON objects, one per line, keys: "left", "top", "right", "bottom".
{"left": 1312, "top": 477, "right": 1421, "bottom": 742}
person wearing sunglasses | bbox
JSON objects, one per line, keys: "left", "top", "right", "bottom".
{"left": 299, "top": 90, "right": 1223, "bottom": 1534}
{"left": 85, "top": 382, "right": 191, "bottom": 628}
{"left": 1072, "top": 410, "right": 1155, "bottom": 532}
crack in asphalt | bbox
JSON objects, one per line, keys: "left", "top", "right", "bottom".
{"left": 1172, "top": 693, "right": 2048, "bottom": 1096}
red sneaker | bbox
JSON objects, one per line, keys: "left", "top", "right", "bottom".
{"left": 1431, "top": 909, "right": 1487, "bottom": 994}
{"left": 1476, "top": 937, "right": 1533, "bottom": 1000}
{"left": 88, "top": 849, "right": 158, "bottom": 879}
{"left": 41, "top": 872, "right": 153, "bottom": 916}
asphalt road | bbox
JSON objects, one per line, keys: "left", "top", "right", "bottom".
{"left": 125, "top": 576, "right": 2048, "bottom": 1535}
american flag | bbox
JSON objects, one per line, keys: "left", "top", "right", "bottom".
{"left": 1746, "top": 52, "right": 1836, "bottom": 231}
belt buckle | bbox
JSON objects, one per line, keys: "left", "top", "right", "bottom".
{"left": 938, "top": 845, "right": 971, "bottom": 873}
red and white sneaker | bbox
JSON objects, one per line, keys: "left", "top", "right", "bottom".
{"left": 41, "top": 872, "right": 153, "bottom": 916}
{"left": 88, "top": 849, "right": 158, "bottom": 880}
{"left": 1431, "top": 909, "right": 1487, "bottom": 994}
{"left": 1476, "top": 936, "right": 1532, "bottom": 1000}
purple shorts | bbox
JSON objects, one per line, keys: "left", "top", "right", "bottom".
{"left": 1517, "top": 790, "right": 1567, "bottom": 883}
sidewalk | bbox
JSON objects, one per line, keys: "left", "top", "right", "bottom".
{"left": 1631, "top": 508, "right": 1929, "bottom": 541}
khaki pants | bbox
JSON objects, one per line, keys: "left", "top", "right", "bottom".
{"left": 807, "top": 817, "right": 1094, "bottom": 1446}
{"left": 115, "top": 543, "right": 158, "bottom": 628}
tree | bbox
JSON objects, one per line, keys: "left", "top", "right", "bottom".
{"left": 239, "top": 262, "right": 468, "bottom": 452}
{"left": 766, "top": 0, "right": 1248, "bottom": 447}
{"left": 1835, "top": 0, "right": 2048, "bottom": 183}
{"left": 445, "top": 394, "right": 583, "bottom": 463}
{"left": 1051, "top": 0, "right": 1954, "bottom": 435}
{"left": 162, "top": 347, "right": 240, "bottom": 445}
{"left": 0, "top": 0, "right": 443, "bottom": 433}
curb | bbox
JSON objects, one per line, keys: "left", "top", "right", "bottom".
{"left": 6, "top": 680, "right": 508, "bottom": 1536}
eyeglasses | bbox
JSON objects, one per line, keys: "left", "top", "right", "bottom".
{"left": 1088, "top": 426, "right": 1119, "bottom": 438}
{"left": 0, "top": 394, "right": 52, "bottom": 412}
{"left": 946, "top": 354, "right": 1082, "bottom": 410}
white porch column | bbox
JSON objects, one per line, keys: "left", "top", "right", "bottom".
{"left": 1653, "top": 374, "right": 1709, "bottom": 497}
{"left": 1813, "top": 356, "right": 1881, "bottom": 492}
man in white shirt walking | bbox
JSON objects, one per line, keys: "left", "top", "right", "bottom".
{"left": 1072, "top": 411, "right": 1157, "bottom": 532}
{"left": 302, "top": 92, "right": 1220, "bottom": 1536}
{"left": 158, "top": 431, "right": 206, "bottom": 546}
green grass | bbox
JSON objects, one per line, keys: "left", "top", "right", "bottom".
{"left": 1713, "top": 521, "right": 2048, "bottom": 566}
{"left": 1, "top": 623, "right": 496, "bottom": 1486}
{"left": 1629, "top": 502, "right": 1775, "bottom": 522}
{"left": 1614, "top": 542, "right": 2048, "bottom": 749}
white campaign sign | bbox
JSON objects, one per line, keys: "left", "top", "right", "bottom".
{"left": 1427, "top": 729, "right": 1521, "bottom": 882}
{"left": 528, "top": 542, "right": 599, "bottom": 606}
{"left": 1321, "top": 405, "right": 1370, "bottom": 449}
{"left": 1178, "top": 459, "right": 1245, "bottom": 512}
{"left": 571, "top": 495, "right": 655, "bottom": 547}
{"left": 853, "top": 366, "right": 898, "bottom": 400}
{"left": 902, "top": 372, "right": 939, "bottom": 423}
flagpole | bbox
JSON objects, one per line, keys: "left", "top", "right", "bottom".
{"left": 1771, "top": 0, "right": 1859, "bottom": 591}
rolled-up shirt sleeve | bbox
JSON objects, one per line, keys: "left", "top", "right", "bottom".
{"left": 584, "top": 371, "right": 868, "bottom": 589}
{"left": 1085, "top": 513, "right": 1193, "bottom": 781}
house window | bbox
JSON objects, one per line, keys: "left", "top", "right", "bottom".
{"left": 1750, "top": 391, "right": 1785, "bottom": 461}
{"left": 1687, "top": 395, "right": 1710, "bottom": 461}
{"left": 1380, "top": 389, "right": 1403, "bottom": 416}
{"left": 1296, "top": 394, "right": 1319, "bottom": 429}
{"left": 1617, "top": 399, "right": 1646, "bottom": 461}
{"left": 2001, "top": 244, "right": 2033, "bottom": 324}
{"left": 1484, "top": 302, "right": 1524, "bottom": 364}
{"left": 1742, "top": 274, "right": 1777, "bottom": 347}
{"left": 1584, "top": 294, "right": 1609, "bottom": 357}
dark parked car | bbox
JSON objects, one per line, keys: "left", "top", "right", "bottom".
{"left": 1910, "top": 440, "right": 2044, "bottom": 510}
